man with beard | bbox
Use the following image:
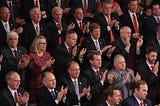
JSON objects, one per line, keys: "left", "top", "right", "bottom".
{"left": 136, "top": 47, "right": 160, "bottom": 105}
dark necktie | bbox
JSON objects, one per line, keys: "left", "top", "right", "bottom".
{"left": 14, "top": 50, "right": 18, "bottom": 61}
{"left": 51, "top": 90, "right": 56, "bottom": 100}
{"left": 157, "top": 17, "right": 160, "bottom": 24}
{"left": 9, "top": 2, "right": 14, "bottom": 21}
{"left": 96, "top": 70, "right": 101, "bottom": 81}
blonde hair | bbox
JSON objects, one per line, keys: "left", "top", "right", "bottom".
{"left": 30, "top": 35, "right": 47, "bottom": 53}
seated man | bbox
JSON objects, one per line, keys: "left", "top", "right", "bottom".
{"left": 0, "top": 71, "right": 29, "bottom": 106}
{"left": 122, "top": 80, "right": 152, "bottom": 106}
{"left": 35, "top": 71, "right": 68, "bottom": 106}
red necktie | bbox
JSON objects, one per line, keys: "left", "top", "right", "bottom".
{"left": 107, "top": 15, "right": 115, "bottom": 43}
{"left": 83, "top": 0, "right": 87, "bottom": 15}
{"left": 132, "top": 14, "right": 139, "bottom": 33}
{"left": 139, "top": 101, "right": 143, "bottom": 106}
{"left": 157, "top": 17, "right": 160, "bottom": 24}
{"left": 58, "top": 36, "right": 62, "bottom": 45}
{"left": 14, "top": 92, "right": 18, "bottom": 103}
{"left": 96, "top": 71, "right": 100, "bottom": 81}
{"left": 151, "top": 65, "right": 154, "bottom": 73}
{"left": 35, "top": 0, "right": 39, "bottom": 8}
{"left": 79, "top": 21, "right": 83, "bottom": 30}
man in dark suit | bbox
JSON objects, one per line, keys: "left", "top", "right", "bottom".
{"left": 35, "top": 71, "right": 68, "bottom": 106}
{"left": 0, "top": 71, "right": 29, "bottom": 106}
{"left": 145, "top": 2, "right": 160, "bottom": 42}
{"left": 47, "top": 7, "right": 74, "bottom": 55}
{"left": 94, "top": 0, "right": 120, "bottom": 45}
{"left": 112, "top": 26, "right": 143, "bottom": 69}
{"left": 120, "top": 0, "right": 144, "bottom": 39}
{"left": 54, "top": 31, "right": 86, "bottom": 79}
{"left": 97, "top": 86, "right": 121, "bottom": 106}
{"left": 59, "top": 61, "right": 91, "bottom": 106}
{"left": 122, "top": 80, "right": 152, "bottom": 106}
{"left": 0, "top": 31, "right": 30, "bottom": 90}
{"left": 82, "top": 50, "right": 109, "bottom": 105}
{"left": 20, "top": 7, "right": 48, "bottom": 50}
{"left": 136, "top": 47, "right": 160, "bottom": 105}
{"left": 0, "top": 6, "right": 23, "bottom": 48}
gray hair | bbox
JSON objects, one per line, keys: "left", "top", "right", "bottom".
{"left": 120, "top": 26, "right": 130, "bottom": 33}
{"left": 7, "top": 31, "right": 19, "bottom": 39}
{"left": 52, "top": 6, "right": 63, "bottom": 14}
{"left": 29, "top": 7, "right": 41, "bottom": 16}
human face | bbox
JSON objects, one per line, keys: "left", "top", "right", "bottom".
{"left": 37, "top": 39, "right": 47, "bottom": 52}
{"left": 31, "top": 9, "right": 41, "bottom": 24}
{"left": 7, "top": 73, "right": 21, "bottom": 90}
{"left": 0, "top": 7, "right": 10, "bottom": 22}
{"left": 90, "top": 55, "right": 102, "bottom": 69}
{"left": 68, "top": 62, "right": 80, "bottom": 79}
{"left": 74, "top": 8, "right": 84, "bottom": 21}
{"left": 7, "top": 35, "right": 18, "bottom": 48}
{"left": 145, "top": 8, "right": 152, "bottom": 17}
{"left": 146, "top": 52, "right": 157, "bottom": 64}
{"left": 128, "top": 1, "right": 138, "bottom": 12}
{"left": 43, "top": 73, "right": 56, "bottom": 89}
{"left": 103, "top": 3, "right": 112, "bottom": 16}
{"left": 120, "top": 27, "right": 131, "bottom": 41}
{"left": 90, "top": 28, "right": 101, "bottom": 39}
{"left": 114, "top": 56, "right": 126, "bottom": 71}
{"left": 152, "top": 4, "right": 160, "bottom": 16}
{"left": 135, "top": 84, "right": 148, "bottom": 100}
{"left": 109, "top": 90, "right": 121, "bottom": 105}
{"left": 67, "top": 33, "right": 77, "bottom": 47}
{"left": 52, "top": 9, "right": 63, "bottom": 22}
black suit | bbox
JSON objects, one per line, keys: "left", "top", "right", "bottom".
{"left": 0, "top": 20, "right": 18, "bottom": 47}
{"left": 136, "top": 63, "right": 160, "bottom": 105}
{"left": 47, "top": 20, "right": 67, "bottom": 56}
{"left": 20, "top": 21, "right": 48, "bottom": 50}
{"left": 82, "top": 66, "right": 107, "bottom": 105}
{"left": 97, "top": 100, "right": 121, "bottom": 106}
{"left": 35, "top": 86, "right": 64, "bottom": 106}
{"left": 0, "top": 46, "right": 28, "bottom": 89}
{"left": 120, "top": 12, "right": 144, "bottom": 34}
{"left": 0, "top": 86, "right": 25, "bottom": 106}
{"left": 59, "top": 75, "right": 89, "bottom": 106}
{"left": 94, "top": 13, "right": 120, "bottom": 44}
{"left": 122, "top": 95, "right": 152, "bottom": 106}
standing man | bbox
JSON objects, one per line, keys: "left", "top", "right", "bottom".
{"left": 136, "top": 47, "right": 160, "bottom": 105}
{"left": 0, "top": 71, "right": 29, "bottom": 106}
{"left": 122, "top": 80, "right": 152, "bottom": 106}
{"left": 35, "top": 71, "right": 68, "bottom": 106}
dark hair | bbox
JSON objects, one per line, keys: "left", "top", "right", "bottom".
{"left": 42, "top": 71, "right": 53, "bottom": 81}
{"left": 101, "top": 0, "right": 112, "bottom": 7}
{"left": 104, "top": 86, "right": 121, "bottom": 99}
{"left": 133, "top": 80, "right": 147, "bottom": 91}
{"left": 87, "top": 50, "right": 101, "bottom": 61}
{"left": 146, "top": 46, "right": 158, "bottom": 55}
{"left": 89, "top": 23, "right": 100, "bottom": 32}
{"left": 151, "top": 2, "right": 160, "bottom": 9}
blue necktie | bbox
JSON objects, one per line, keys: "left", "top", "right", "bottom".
{"left": 51, "top": 90, "right": 56, "bottom": 100}
{"left": 73, "top": 80, "right": 81, "bottom": 106}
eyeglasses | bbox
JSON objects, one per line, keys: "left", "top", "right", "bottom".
{"left": 11, "top": 79, "right": 21, "bottom": 83}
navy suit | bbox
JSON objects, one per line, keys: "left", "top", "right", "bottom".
{"left": 122, "top": 95, "right": 152, "bottom": 106}
{"left": 0, "top": 87, "right": 25, "bottom": 106}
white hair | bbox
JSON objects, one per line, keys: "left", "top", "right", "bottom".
{"left": 7, "top": 31, "right": 19, "bottom": 39}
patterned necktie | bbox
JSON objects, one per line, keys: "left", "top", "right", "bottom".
{"left": 132, "top": 13, "right": 139, "bottom": 33}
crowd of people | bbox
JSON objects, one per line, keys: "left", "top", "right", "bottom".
{"left": 0, "top": 0, "right": 160, "bottom": 106}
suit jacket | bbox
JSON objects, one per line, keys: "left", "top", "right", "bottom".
{"left": 0, "top": 86, "right": 25, "bottom": 106}
{"left": 94, "top": 13, "right": 120, "bottom": 44}
{"left": 53, "top": 43, "right": 81, "bottom": 78}
{"left": 0, "top": 45, "right": 27, "bottom": 89}
{"left": 59, "top": 75, "right": 89, "bottom": 106}
{"left": 112, "top": 38, "right": 140, "bottom": 69}
{"left": 136, "top": 63, "right": 160, "bottom": 105}
{"left": 20, "top": 21, "right": 48, "bottom": 50}
{"left": 69, "top": 0, "right": 98, "bottom": 16}
{"left": 120, "top": 12, "right": 144, "bottom": 34}
{"left": 122, "top": 95, "right": 152, "bottom": 106}
{"left": 0, "top": 20, "right": 18, "bottom": 47}
{"left": 107, "top": 68, "right": 136, "bottom": 99}
{"left": 96, "top": 100, "right": 121, "bottom": 106}
{"left": 35, "top": 86, "right": 64, "bottom": 106}
{"left": 144, "top": 15, "right": 159, "bottom": 42}
{"left": 46, "top": 20, "right": 67, "bottom": 56}
{"left": 82, "top": 66, "right": 107, "bottom": 105}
